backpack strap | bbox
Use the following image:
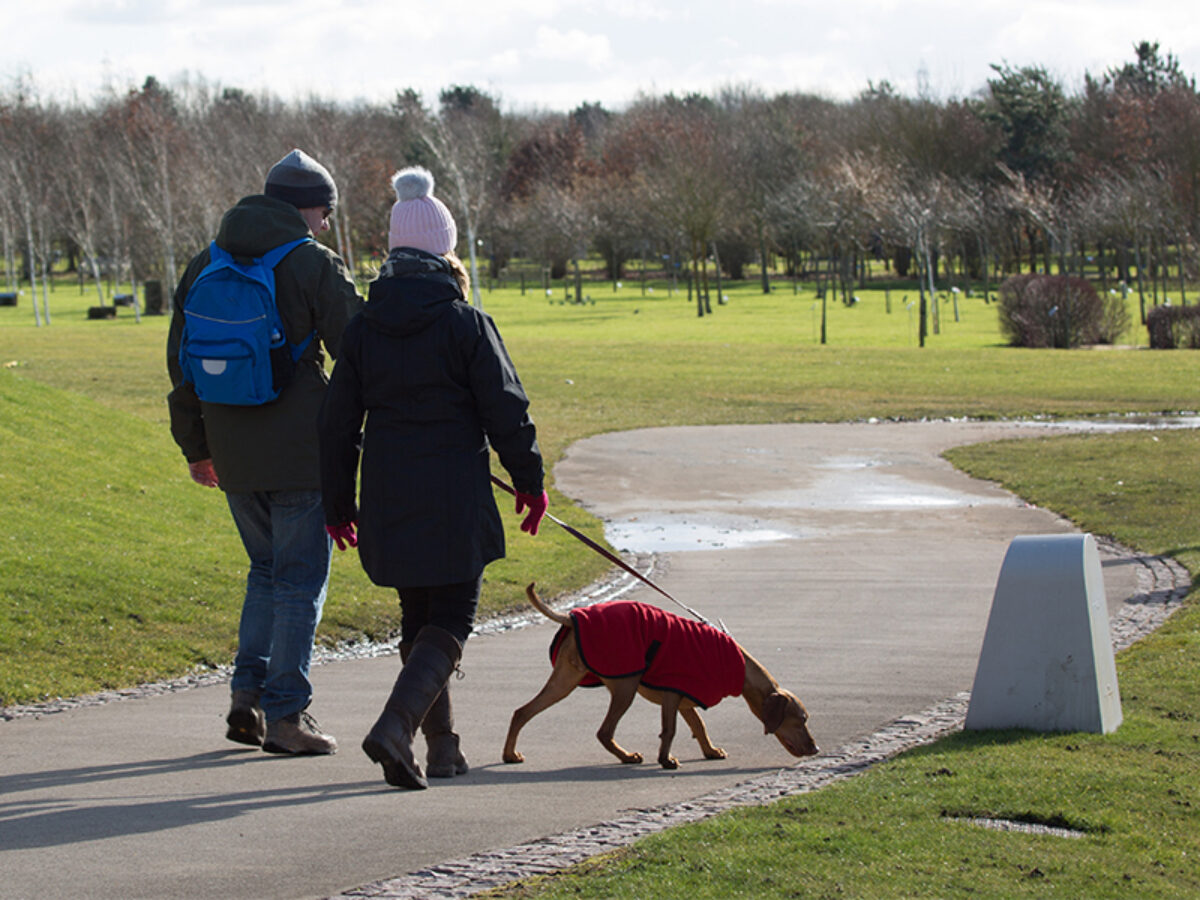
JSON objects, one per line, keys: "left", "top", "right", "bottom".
{"left": 207, "top": 241, "right": 233, "bottom": 267}
{"left": 259, "top": 236, "right": 313, "bottom": 269}
{"left": 258, "top": 237, "right": 317, "bottom": 361}
{"left": 289, "top": 329, "right": 316, "bottom": 361}
{"left": 204, "top": 236, "right": 309, "bottom": 270}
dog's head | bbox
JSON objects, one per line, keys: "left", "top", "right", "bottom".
{"left": 762, "top": 689, "right": 819, "bottom": 757}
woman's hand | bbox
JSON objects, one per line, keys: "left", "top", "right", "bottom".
{"left": 326, "top": 521, "right": 358, "bottom": 550}
{"left": 515, "top": 490, "right": 549, "bottom": 535}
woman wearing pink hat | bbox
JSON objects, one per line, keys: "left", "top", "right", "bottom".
{"left": 318, "top": 167, "right": 548, "bottom": 790}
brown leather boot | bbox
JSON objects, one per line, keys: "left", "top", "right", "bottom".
{"left": 362, "top": 626, "right": 462, "bottom": 789}
{"left": 225, "top": 690, "right": 265, "bottom": 747}
{"left": 398, "top": 641, "right": 469, "bottom": 779}
{"left": 263, "top": 711, "right": 338, "bottom": 755}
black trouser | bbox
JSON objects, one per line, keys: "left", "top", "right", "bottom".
{"left": 397, "top": 574, "right": 482, "bottom": 645}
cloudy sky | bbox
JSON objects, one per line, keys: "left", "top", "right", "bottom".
{"left": 5, "top": 0, "right": 1199, "bottom": 111}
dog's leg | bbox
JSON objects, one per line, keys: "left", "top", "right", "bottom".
{"left": 657, "top": 691, "right": 683, "bottom": 769}
{"left": 680, "top": 706, "right": 727, "bottom": 760}
{"left": 503, "top": 662, "right": 586, "bottom": 764}
{"left": 596, "top": 676, "right": 644, "bottom": 764}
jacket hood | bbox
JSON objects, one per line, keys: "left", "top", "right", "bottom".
{"left": 363, "top": 248, "right": 464, "bottom": 337}
{"left": 216, "top": 194, "right": 313, "bottom": 258}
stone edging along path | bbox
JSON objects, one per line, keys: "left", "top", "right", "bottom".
{"left": 326, "top": 538, "right": 1189, "bottom": 900}
{"left": 0, "top": 554, "right": 656, "bottom": 723}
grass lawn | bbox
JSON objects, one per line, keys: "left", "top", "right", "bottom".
{"left": 2, "top": 270, "right": 1198, "bottom": 896}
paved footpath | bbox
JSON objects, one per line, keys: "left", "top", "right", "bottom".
{"left": 0, "top": 422, "right": 1189, "bottom": 900}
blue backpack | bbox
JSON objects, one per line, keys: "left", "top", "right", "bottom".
{"left": 178, "top": 237, "right": 316, "bottom": 406}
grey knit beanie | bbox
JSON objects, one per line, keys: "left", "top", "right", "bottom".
{"left": 264, "top": 149, "right": 338, "bottom": 211}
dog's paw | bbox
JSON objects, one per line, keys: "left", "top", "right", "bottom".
{"left": 620, "top": 751, "right": 644, "bottom": 764}
{"left": 659, "top": 755, "right": 679, "bottom": 770}
{"left": 502, "top": 750, "right": 525, "bottom": 764}
{"left": 703, "top": 746, "right": 728, "bottom": 760}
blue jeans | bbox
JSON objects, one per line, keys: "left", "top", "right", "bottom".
{"left": 225, "top": 490, "right": 331, "bottom": 723}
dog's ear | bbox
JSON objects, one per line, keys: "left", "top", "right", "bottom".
{"left": 762, "top": 691, "right": 787, "bottom": 735}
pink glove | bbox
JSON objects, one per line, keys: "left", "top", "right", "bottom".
{"left": 515, "top": 490, "right": 549, "bottom": 536}
{"left": 327, "top": 521, "right": 358, "bottom": 551}
{"left": 188, "top": 459, "right": 220, "bottom": 488}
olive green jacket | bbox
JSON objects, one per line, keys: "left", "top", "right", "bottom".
{"left": 166, "top": 195, "right": 363, "bottom": 493}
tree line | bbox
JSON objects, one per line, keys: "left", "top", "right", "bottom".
{"left": 2, "top": 40, "right": 1197, "bottom": 338}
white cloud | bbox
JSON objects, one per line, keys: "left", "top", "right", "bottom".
{"left": 485, "top": 49, "right": 524, "bottom": 74}
{"left": 532, "top": 26, "right": 613, "bottom": 68}
{"left": 597, "top": 0, "right": 675, "bottom": 20}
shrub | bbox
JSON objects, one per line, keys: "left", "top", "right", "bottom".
{"left": 997, "top": 274, "right": 1112, "bottom": 348}
{"left": 1096, "top": 288, "right": 1133, "bottom": 344}
{"left": 1146, "top": 303, "right": 1200, "bottom": 349}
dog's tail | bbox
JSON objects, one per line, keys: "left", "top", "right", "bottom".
{"left": 526, "top": 582, "right": 571, "bottom": 626}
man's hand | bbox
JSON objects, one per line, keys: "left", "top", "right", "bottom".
{"left": 188, "top": 459, "right": 220, "bottom": 488}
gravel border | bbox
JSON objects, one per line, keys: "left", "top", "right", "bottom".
{"left": 324, "top": 538, "right": 1190, "bottom": 900}
{"left": 0, "top": 554, "right": 659, "bottom": 724}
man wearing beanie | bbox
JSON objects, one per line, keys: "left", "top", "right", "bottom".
{"left": 167, "top": 148, "right": 362, "bottom": 755}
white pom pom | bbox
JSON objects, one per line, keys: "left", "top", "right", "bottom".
{"left": 392, "top": 166, "right": 434, "bottom": 202}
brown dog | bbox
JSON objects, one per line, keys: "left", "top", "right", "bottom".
{"left": 503, "top": 584, "right": 818, "bottom": 769}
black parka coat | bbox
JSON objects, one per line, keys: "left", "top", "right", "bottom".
{"left": 317, "top": 249, "right": 544, "bottom": 589}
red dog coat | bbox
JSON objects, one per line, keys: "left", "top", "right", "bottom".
{"left": 550, "top": 600, "right": 744, "bottom": 708}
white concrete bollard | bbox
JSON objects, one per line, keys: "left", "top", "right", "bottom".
{"left": 965, "top": 533, "right": 1122, "bottom": 734}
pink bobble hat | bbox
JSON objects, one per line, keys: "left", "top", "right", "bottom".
{"left": 388, "top": 167, "right": 458, "bottom": 255}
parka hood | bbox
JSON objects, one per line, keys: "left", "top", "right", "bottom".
{"left": 216, "top": 194, "right": 314, "bottom": 258}
{"left": 363, "top": 247, "right": 464, "bottom": 337}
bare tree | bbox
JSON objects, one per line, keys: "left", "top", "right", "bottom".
{"left": 0, "top": 84, "right": 56, "bottom": 324}
{"left": 102, "top": 77, "right": 189, "bottom": 310}
{"left": 0, "top": 173, "right": 16, "bottom": 294}
{"left": 624, "top": 95, "right": 734, "bottom": 316}
{"left": 875, "top": 166, "right": 958, "bottom": 346}
{"left": 500, "top": 112, "right": 592, "bottom": 288}
{"left": 719, "top": 86, "right": 807, "bottom": 294}
{"left": 279, "top": 96, "right": 393, "bottom": 277}
{"left": 395, "top": 86, "right": 511, "bottom": 309}
{"left": 53, "top": 105, "right": 113, "bottom": 306}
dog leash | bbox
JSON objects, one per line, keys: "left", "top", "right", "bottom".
{"left": 491, "top": 474, "right": 727, "bottom": 634}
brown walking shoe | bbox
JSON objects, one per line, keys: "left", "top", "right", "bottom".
{"left": 263, "top": 711, "right": 338, "bottom": 755}
{"left": 225, "top": 690, "right": 266, "bottom": 747}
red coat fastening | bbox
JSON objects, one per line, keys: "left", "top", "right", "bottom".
{"left": 550, "top": 600, "right": 744, "bottom": 709}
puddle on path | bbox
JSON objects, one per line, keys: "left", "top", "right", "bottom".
{"left": 606, "top": 517, "right": 795, "bottom": 553}
{"left": 747, "top": 455, "right": 1010, "bottom": 513}
{"left": 604, "top": 458, "right": 1001, "bottom": 552}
